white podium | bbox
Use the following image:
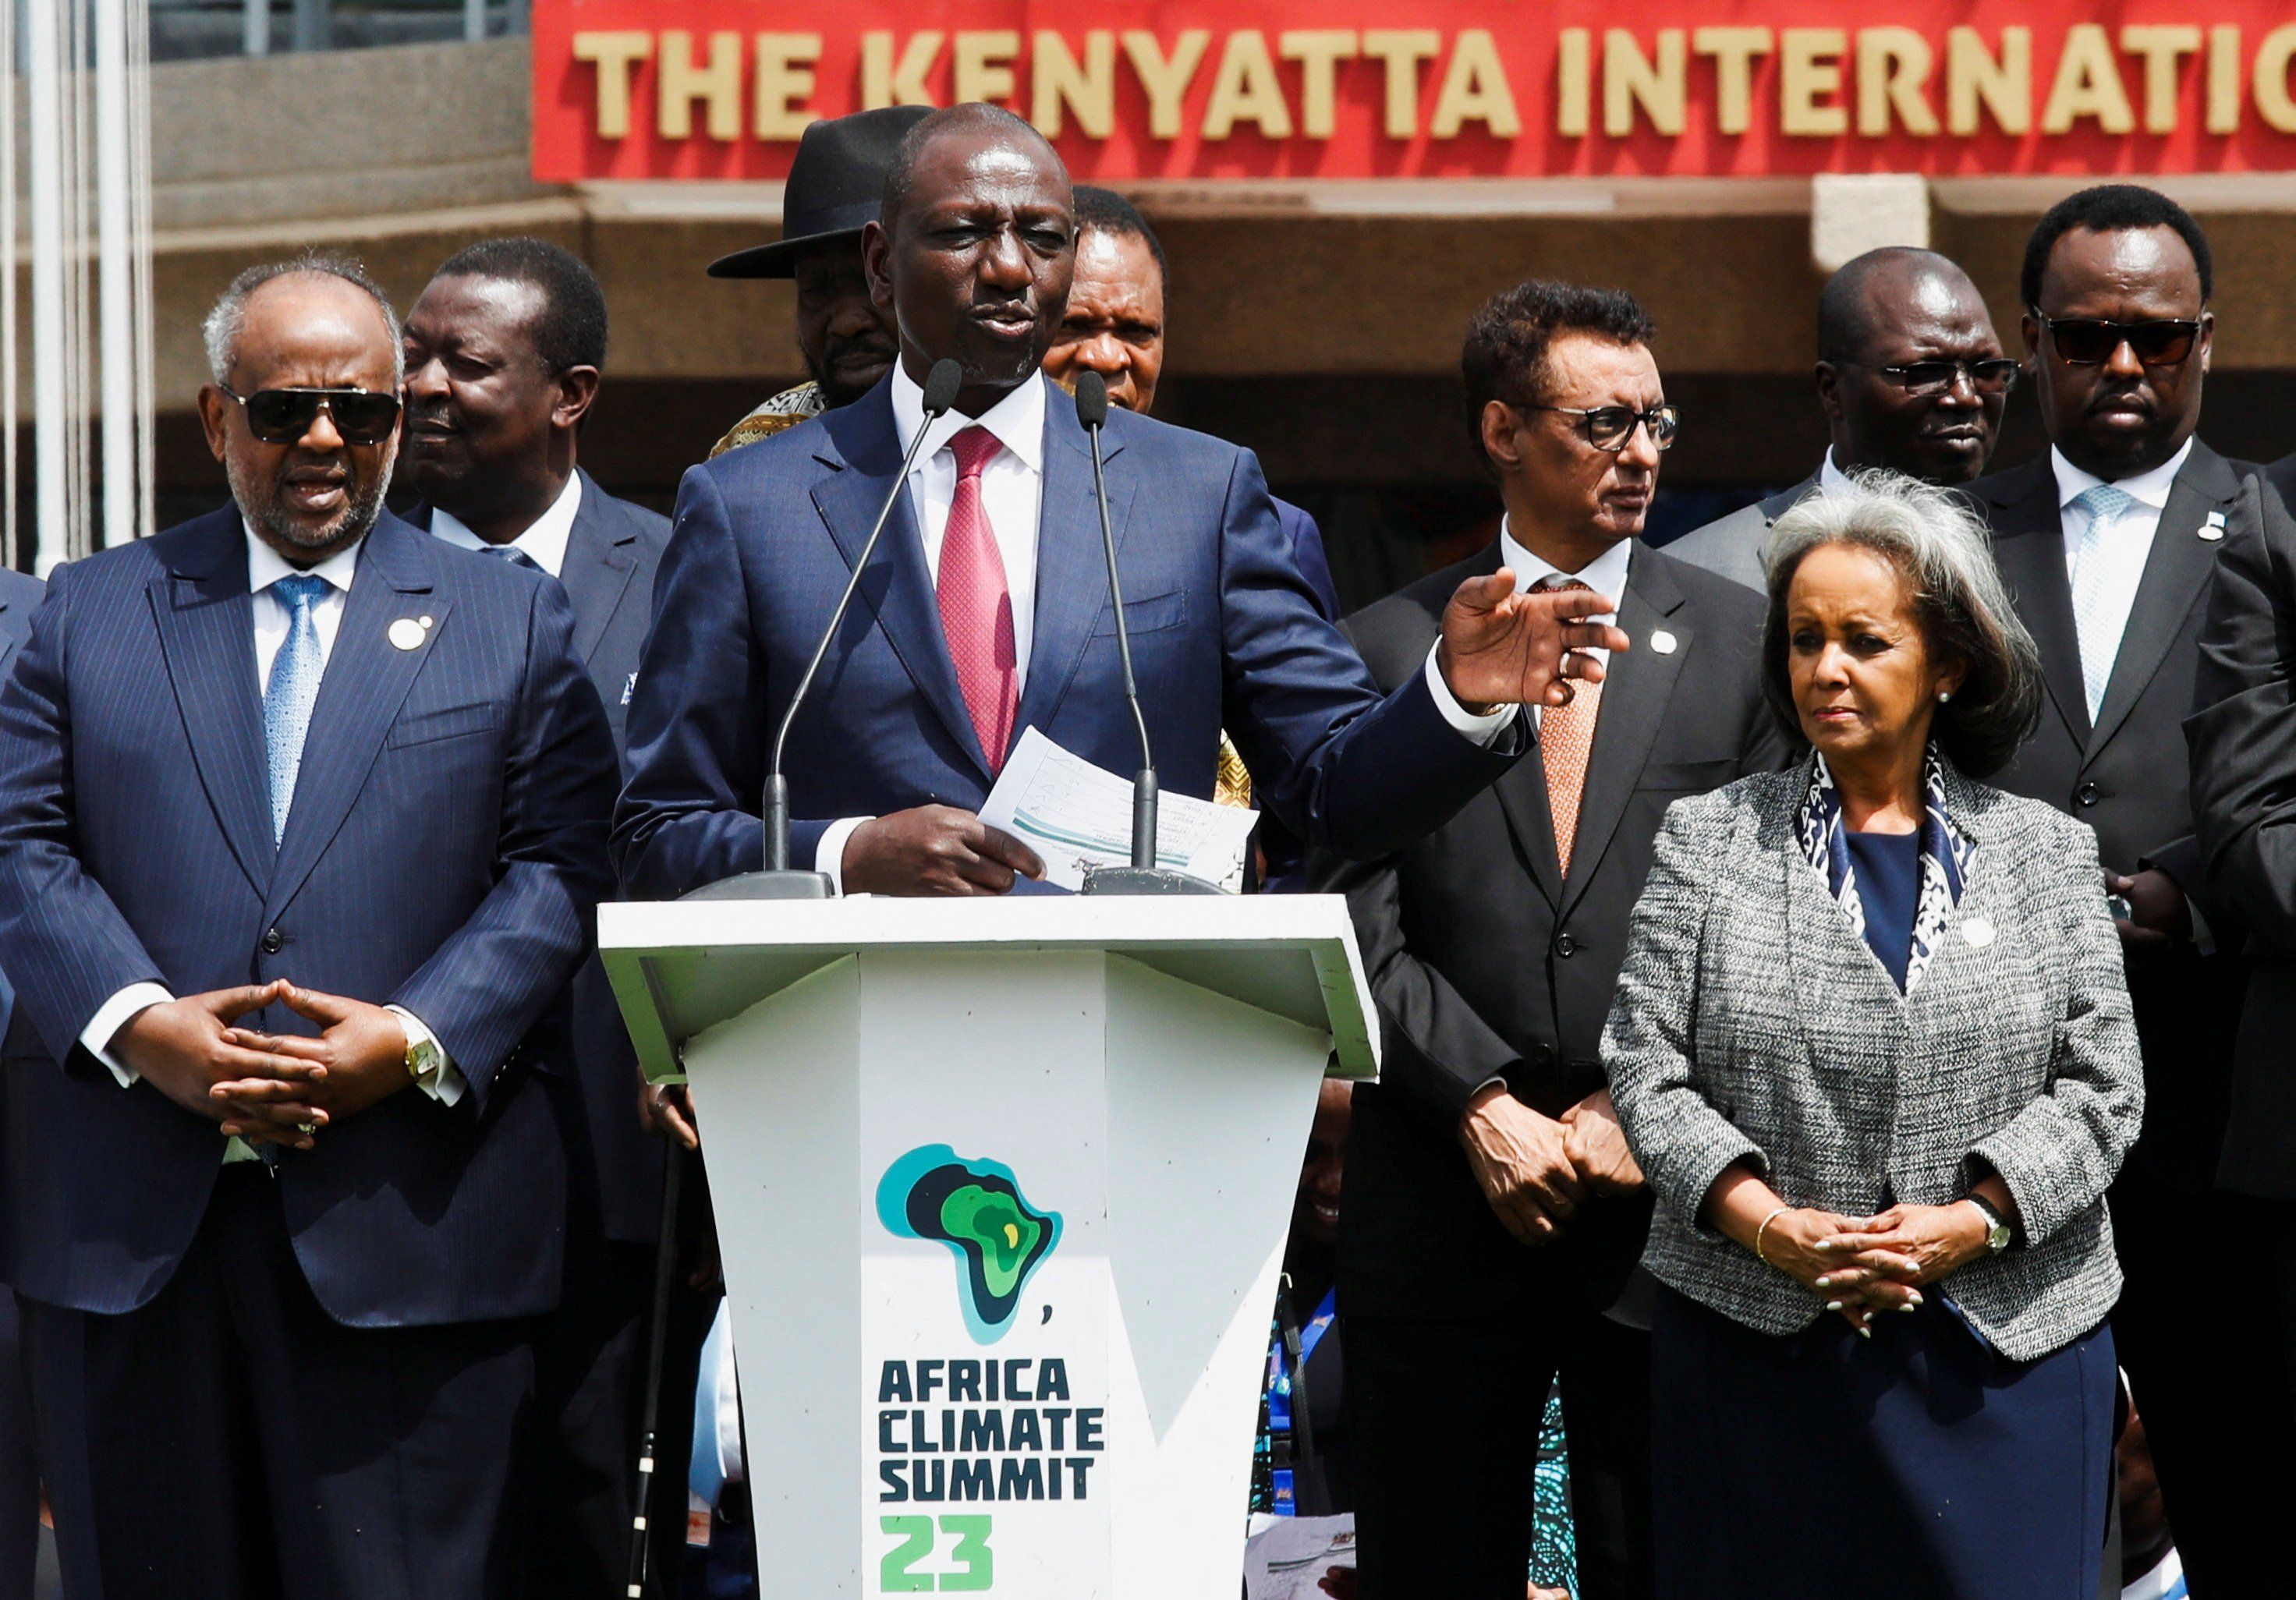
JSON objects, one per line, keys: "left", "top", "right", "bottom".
{"left": 600, "top": 894, "right": 1377, "bottom": 1600}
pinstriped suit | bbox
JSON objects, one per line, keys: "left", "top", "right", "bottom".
{"left": 0, "top": 508, "right": 616, "bottom": 1598}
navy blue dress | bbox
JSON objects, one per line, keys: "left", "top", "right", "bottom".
{"left": 1648, "top": 831, "right": 2117, "bottom": 1600}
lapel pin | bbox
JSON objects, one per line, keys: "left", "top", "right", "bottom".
{"left": 388, "top": 618, "right": 427, "bottom": 651}
{"left": 1649, "top": 629, "right": 1679, "bottom": 656}
{"left": 420, "top": 614, "right": 434, "bottom": 628}
{"left": 1960, "top": 915, "right": 1996, "bottom": 949}
{"left": 2200, "top": 511, "right": 2227, "bottom": 542}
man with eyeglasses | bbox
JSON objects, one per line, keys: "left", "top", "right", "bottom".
{"left": 0, "top": 254, "right": 616, "bottom": 1598}
{"left": 1668, "top": 247, "right": 2011, "bottom": 592}
{"left": 1968, "top": 182, "right": 2277, "bottom": 1600}
{"left": 1312, "top": 281, "right": 1788, "bottom": 1600}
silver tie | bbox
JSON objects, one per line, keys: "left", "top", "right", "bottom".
{"left": 2070, "top": 483, "right": 2135, "bottom": 721}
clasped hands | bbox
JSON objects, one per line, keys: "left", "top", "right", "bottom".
{"left": 1754, "top": 1203, "right": 1993, "bottom": 1336}
{"left": 1458, "top": 1083, "right": 1646, "bottom": 1247}
{"left": 111, "top": 979, "right": 414, "bottom": 1151}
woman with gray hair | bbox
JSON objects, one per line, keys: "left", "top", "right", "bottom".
{"left": 1603, "top": 473, "right": 2142, "bottom": 1598}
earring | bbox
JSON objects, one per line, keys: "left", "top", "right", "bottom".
{"left": 1938, "top": 691, "right": 1952, "bottom": 703}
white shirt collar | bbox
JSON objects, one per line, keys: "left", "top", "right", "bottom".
{"left": 1818, "top": 448, "right": 1853, "bottom": 493}
{"left": 1497, "top": 515, "right": 1633, "bottom": 607}
{"left": 2051, "top": 437, "right": 2193, "bottom": 513}
{"left": 425, "top": 471, "right": 583, "bottom": 579}
{"left": 244, "top": 519, "right": 361, "bottom": 595}
{"left": 890, "top": 363, "right": 1048, "bottom": 478}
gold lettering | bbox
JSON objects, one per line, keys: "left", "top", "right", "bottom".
{"left": 1858, "top": 28, "right": 1939, "bottom": 136}
{"left": 1604, "top": 30, "right": 1686, "bottom": 137}
{"left": 1121, "top": 31, "right": 1212, "bottom": 140}
{"left": 2042, "top": 25, "right": 2135, "bottom": 134}
{"left": 2255, "top": 24, "right": 2296, "bottom": 133}
{"left": 2208, "top": 26, "right": 2241, "bottom": 134}
{"left": 1780, "top": 30, "right": 1848, "bottom": 136}
{"left": 953, "top": 31, "right": 1019, "bottom": 107}
{"left": 1281, "top": 31, "right": 1359, "bottom": 140}
{"left": 1693, "top": 27, "right": 1773, "bottom": 137}
{"left": 572, "top": 31, "right": 651, "bottom": 141}
{"left": 1362, "top": 30, "right": 1441, "bottom": 138}
{"left": 753, "top": 34, "right": 820, "bottom": 140}
{"left": 1203, "top": 31, "right": 1292, "bottom": 139}
{"left": 1430, "top": 30, "right": 1520, "bottom": 137}
{"left": 1946, "top": 27, "right": 2030, "bottom": 135}
{"left": 862, "top": 31, "right": 942, "bottom": 108}
{"left": 1033, "top": 32, "right": 1115, "bottom": 139}
{"left": 658, "top": 30, "right": 741, "bottom": 141}
{"left": 2121, "top": 26, "right": 2201, "bottom": 134}
{"left": 1557, "top": 30, "right": 1593, "bottom": 137}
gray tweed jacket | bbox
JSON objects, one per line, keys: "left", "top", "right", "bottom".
{"left": 1601, "top": 758, "right": 2143, "bottom": 1362}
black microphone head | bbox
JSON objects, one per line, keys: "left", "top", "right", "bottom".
{"left": 1073, "top": 370, "right": 1109, "bottom": 429}
{"left": 922, "top": 359, "right": 964, "bottom": 416}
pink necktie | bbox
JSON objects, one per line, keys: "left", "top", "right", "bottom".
{"left": 1538, "top": 577, "right": 1604, "bottom": 878}
{"left": 937, "top": 425, "right": 1019, "bottom": 770}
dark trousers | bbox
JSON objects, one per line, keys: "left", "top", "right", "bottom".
{"left": 2111, "top": 1162, "right": 2296, "bottom": 1598}
{"left": 526, "top": 1237, "right": 713, "bottom": 1600}
{"left": 20, "top": 1164, "right": 540, "bottom": 1600}
{"left": 1347, "top": 1307, "right": 1653, "bottom": 1600}
{"left": 0, "top": 1297, "right": 35, "bottom": 1600}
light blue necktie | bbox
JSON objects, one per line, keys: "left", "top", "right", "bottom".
{"left": 263, "top": 572, "right": 331, "bottom": 843}
{"left": 2070, "top": 483, "right": 2136, "bottom": 720}
{"left": 480, "top": 543, "right": 544, "bottom": 575}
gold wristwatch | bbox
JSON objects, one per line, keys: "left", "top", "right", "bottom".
{"left": 402, "top": 1027, "right": 445, "bottom": 1088}
{"left": 1964, "top": 1193, "right": 2011, "bottom": 1254}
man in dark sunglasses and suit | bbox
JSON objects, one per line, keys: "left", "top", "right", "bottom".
{"left": 1966, "top": 182, "right": 2277, "bottom": 1599}
{"left": 0, "top": 254, "right": 616, "bottom": 1599}
{"left": 1667, "top": 246, "right": 2012, "bottom": 592}
{"left": 397, "top": 236, "right": 698, "bottom": 1599}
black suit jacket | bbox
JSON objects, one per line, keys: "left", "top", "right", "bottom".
{"left": 408, "top": 471, "right": 671, "bottom": 1245}
{"left": 1313, "top": 542, "right": 1788, "bottom": 1321}
{"left": 1969, "top": 441, "right": 2256, "bottom": 1186}
{"left": 2188, "top": 461, "right": 2296, "bottom": 1193}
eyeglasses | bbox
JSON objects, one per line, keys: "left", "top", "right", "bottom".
{"left": 2029, "top": 311, "right": 2204, "bottom": 368}
{"left": 1520, "top": 403, "right": 1680, "bottom": 452}
{"left": 1829, "top": 358, "right": 2021, "bottom": 397}
{"left": 221, "top": 386, "right": 401, "bottom": 445}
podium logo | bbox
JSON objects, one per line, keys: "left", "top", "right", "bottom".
{"left": 877, "top": 1145, "right": 1062, "bottom": 1345}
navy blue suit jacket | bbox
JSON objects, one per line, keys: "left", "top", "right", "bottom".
{"left": 0, "top": 509, "right": 617, "bottom": 1326}
{"left": 614, "top": 377, "right": 1518, "bottom": 897}
{"left": 0, "top": 570, "right": 41, "bottom": 1038}
{"left": 1274, "top": 499, "right": 1339, "bottom": 623}
{"left": 407, "top": 472, "right": 671, "bottom": 1246}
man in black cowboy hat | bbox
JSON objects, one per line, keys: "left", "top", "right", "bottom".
{"left": 708, "top": 105, "right": 930, "bottom": 457}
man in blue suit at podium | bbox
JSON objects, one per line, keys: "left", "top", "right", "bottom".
{"left": 615, "top": 104, "right": 1626, "bottom": 902}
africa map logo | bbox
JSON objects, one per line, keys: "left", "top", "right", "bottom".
{"left": 877, "top": 1145, "right": 1062, "bottom": 1344}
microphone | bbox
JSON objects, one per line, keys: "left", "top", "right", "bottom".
{"left": 1072, "top": 371, "right": 1220, "bottom": 897}
{"left": 685, "top": 357, "right": 965, "bottom": 902}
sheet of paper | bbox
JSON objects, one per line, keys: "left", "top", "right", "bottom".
{"left": 978, "top": 727, "right": 1257, "bottom": 892}
{"left": 1244, "top": 1514, "right": 1358, "bottom": 1600}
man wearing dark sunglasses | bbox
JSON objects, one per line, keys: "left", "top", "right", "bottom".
{"left": 0, "top": 255, "right": 617, "bottom": 1600}
{"left": 1968, "top": 182, "right": 2280, "bottom": 1600}
{"left": 1669, "top": 247, "right": 2010, "bottom": 592}
{"left": 1313, "top": 281, "right": 1788, "bottom": 1600}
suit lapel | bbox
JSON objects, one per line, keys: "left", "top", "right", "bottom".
{"left": 146, "top": 512, "right": 275, "bottom": 894}
{"left": 558, "top": 470, "right": 638, "bottom": 668}
{"left": 1012, "top": 403, "right": 1132, "bottom": 741}
{"left": 2086, "top": 443, "right": 2241, "bottom": 759}
{"left": 1982, "top": 457, "right": 2090, "bottom": 746}
{"left": 1559, "top": 553, "right": 1689, "bottom": 916}
{"left": 266, "top": 517, "right": 448, "bottom": 917}
{"left": 810, "top": 388, "right": 989, "bottom": 777}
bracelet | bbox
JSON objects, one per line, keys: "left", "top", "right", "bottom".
{"left": 1753, "top": 1205, "right": 1791, "bottom": 1266}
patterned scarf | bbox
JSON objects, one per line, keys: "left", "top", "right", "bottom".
{"left": 1795, "top": 746, "right": 1973, "bottom": 993}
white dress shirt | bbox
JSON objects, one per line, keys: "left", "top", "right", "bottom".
{"left": 1818, "top": 448, "right": 1854, "bottom": 494}
{"left": 427, "top": 469, "right": 583, "bottom": 578}
{"left": 2053, "top": 437, "right": 2192, "bottom": 686}
{"left": 814, "top": 371, "right": 1516, "bottom": 889}
{"left": 83, "top": 525, "right": 462, "bottom": 1146}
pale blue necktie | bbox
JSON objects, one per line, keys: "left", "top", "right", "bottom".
{"left": 2070, "top": 483, "right": 2135, "bottom": 720}
{"left": 481, "top": 543, "right": 544, "bottom": 574}
{"left": 263, "top": 572, "right": 331, "bottom": 843}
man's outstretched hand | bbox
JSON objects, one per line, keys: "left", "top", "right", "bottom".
{"left": 1437, "top": 568, "right": 1631, "bottom": 712}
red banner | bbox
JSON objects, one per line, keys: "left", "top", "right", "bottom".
{"left": 530, "top": 0, "right": 2296, "bottom": 182}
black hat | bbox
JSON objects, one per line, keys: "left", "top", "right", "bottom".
{"left": 707, "top": 106, "right": 936, "bottom": 280}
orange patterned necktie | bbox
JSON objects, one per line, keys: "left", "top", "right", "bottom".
{"left": 1538, "top": 577, "right": 1604, "bottom": 878}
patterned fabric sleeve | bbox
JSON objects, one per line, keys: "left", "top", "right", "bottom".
{"left": 1966, "top": 816, "right": 2145, "bottom": 1245}
{"left": 1602, "top": 792, "right": 1770, "bottom": 1230}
